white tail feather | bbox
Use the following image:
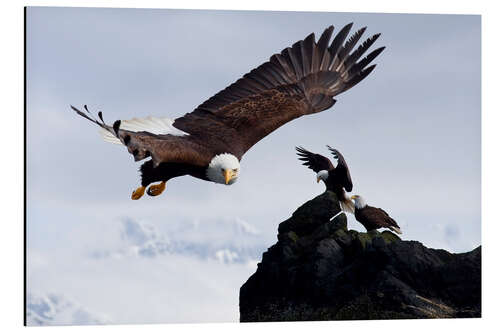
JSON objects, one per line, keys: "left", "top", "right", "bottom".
{"left": 99, "top": 116, "right": 188, "bottom": 145}
{"left": 340, "top": 197, "right": 355, "bottom": 214}
{"left": 100, "top": 129, "right": 121, "bottom": 144}
{"left": 389, "top": 226, "right": 403, "bottom": 235}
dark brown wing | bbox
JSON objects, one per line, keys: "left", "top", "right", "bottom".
{"left": 112, "top": 129, "right": 212, "bottom": 168}
{"left": 295, "top": 146, "right": 334, "bottom": 173}
{"left": 70, "top": 105, "right": 212, "bottom": 167}
{"left": 327, "top": 146, "right": 353, "bottom": 192}
{"left": 174, "top": 24, "right": 384, "bottom": 158}
{"left": 374, "top": 206, "right": 401, "bottom": 229}
{"left": 362, "top": 206, "right": 400, "bottom": 229}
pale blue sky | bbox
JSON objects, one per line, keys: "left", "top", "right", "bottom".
{"left": 26, "top": 7, "right": 480, "bottom": 325}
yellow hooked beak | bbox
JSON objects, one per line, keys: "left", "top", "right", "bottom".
{"left": 223, "top": 169, "right": 235, "bottom": 185}
{"left": 350, "top": 195, "right": 358, "bottom": 200}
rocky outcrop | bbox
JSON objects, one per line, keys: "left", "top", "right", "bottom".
{"left": 239, "top": 191, "right": 481, "bottom": 321}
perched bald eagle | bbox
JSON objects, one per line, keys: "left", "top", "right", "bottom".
{"left": 71, "top": 23, "right": 384, "bottom": 200}
{"left": 296, "top": 146, "right": 355, "bottom": 213}
{"left": 351, "top": 195, "right": 402, "bottom": 234}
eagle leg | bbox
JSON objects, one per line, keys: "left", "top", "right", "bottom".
{"left": 131, "top": 186, "right": 146, "bottom": 200}
{"left": 146, "top": 181, "right": 166, "bottom": 197}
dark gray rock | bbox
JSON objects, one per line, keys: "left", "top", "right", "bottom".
{"left": 239, "top": 191, "right": 481, "bottom": 322}
{"left": 278, "top": 191, "right": 343, "bottom": 236}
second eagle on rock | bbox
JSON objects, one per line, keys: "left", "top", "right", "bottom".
{"left": 351, "top": 195, "right": 402, "bottom": 234}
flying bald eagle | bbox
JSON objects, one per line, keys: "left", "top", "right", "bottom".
{"left": 71, "top": 23, "right": 384, "bottom": 200}
{"left": 296, "top": 146, "right": 355, "bottom": 213}
{"left": 350, "top": 195, "right": 402, "bottom": 234}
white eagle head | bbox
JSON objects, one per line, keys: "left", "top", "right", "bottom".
{"left": 206, "top": 153, "right": 240, "bottom": 185}
{"left": 316, "top": 170, "right": 329, "bottom": 183}
{"left": 350, "top": 195, "right": 367, "bottom": 209}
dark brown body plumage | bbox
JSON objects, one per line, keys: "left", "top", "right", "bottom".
{"left": 139, "top": 160, "right": 208, "bottom": 186}
{"left": 354, "top": 205, "right": 402, "bottom": 234}
{"left": 72, "top": 23, "right": 384, "bottom": 187}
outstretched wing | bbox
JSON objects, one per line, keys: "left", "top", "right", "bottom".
{"left": 71, "top": 105, "right": 212, "bottom": 167}
{"left": 327, "top": 145, "right": 353, "bottom": 191}
{"left": 295, "top": 146, "right": 333, "bottom": 173}
{"left": 174, "top": 24, "right": 384, "bottom": 159}
{"left": 72, "top": 24, "right": 383, "bottom": 165}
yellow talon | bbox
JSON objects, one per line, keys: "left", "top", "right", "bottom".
{"left": 147, "top": 181, "right": 166, "bottom": 197}
{"left": 131, "top": 186, "right": 146, "bottom": 200}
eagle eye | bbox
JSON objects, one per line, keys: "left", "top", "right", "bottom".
{"left": 233, "top": 168, "right": 238, "bottom": 172}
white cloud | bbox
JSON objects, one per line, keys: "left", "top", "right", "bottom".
{"left": 215, "top": 249, "right": 240, "bottom": 264}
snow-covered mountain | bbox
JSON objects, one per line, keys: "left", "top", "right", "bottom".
{"left": 89, "top": 217, "right": 269, "bottom": 264}
{"left": 27, "top": 217, "right": 270, "bottom": 325}
{"left": 26, "top": 293, "right": 110, "bottom": 326}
